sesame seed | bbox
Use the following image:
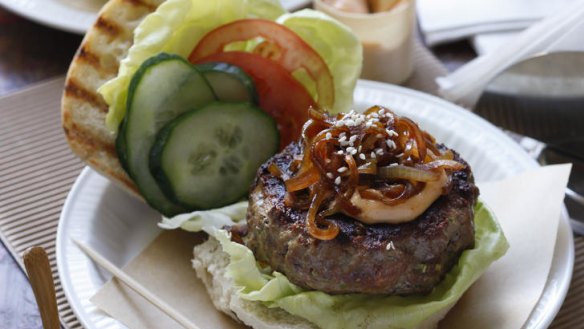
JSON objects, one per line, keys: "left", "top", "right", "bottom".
{"left": 337, "top": 150, "right": 344, "bottom": 155}
{"left": 340, "top": 132, "right": 347, "bottom": 138}
{"left": 346, "top": 146, "right": 356, "bottom": 154}
{"left": 349, "top": 135, "right": 358, "bottom": 143}
{"left": 358, "top": 145, "right": 362, "bottom": 152}
{"left": 387, "top": 129, "right": 398, "bottom": 137}
{"left": 326, "top": 172, "right": 334, "bottom": 179}
{"left": 396, "top": 153, "right": 404, "bottom": 158}
{"left": 375, "top": 148, "right": 384, "bottom": 155}
{"left": 339, "top": 135, "right": 347, "bottom": 142}
{"left": 326, "top": 132, "right": 332, "bottom": 139}
{"left": 345, "top": 119, "right": 356, "bottom": 127}
{"left": 340, "top": 140, "right": 350, "bottom": 147}
{"left": 386, "top": 140, "right": 396, "bottom": 149}
{"left": 371, "top": 152, "right": 377, "bottom": 159}
{"left": 335, "top": 121, "right": 345, "bottom": 127}
{"left": 365, "top": 121, "right": 373, "bottom": 128}
{"left": 359, "top": 153, "right": 366, "bottom": 160}
{"left": 335, "top": 176, "right": 342, "bottom": 185}
{"left": 350, "top": 148, "right": 358, "bottom": 155}
{"left": 337, "top": 167, "right": 348, "bottom": 173}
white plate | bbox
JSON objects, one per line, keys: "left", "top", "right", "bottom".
{"left": 0, "top": 0, "right": 311, "bottom": 34}
{"left": 56, "top": 81, "right": 574, "bottom": 329}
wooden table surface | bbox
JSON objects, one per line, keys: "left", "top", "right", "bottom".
{"left": 0, "top": 5, "right": 478, "bottom": 329}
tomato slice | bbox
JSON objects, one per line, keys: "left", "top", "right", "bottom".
{"left": 192, "top": 51, "right": 314, "bottom": 150}
{"left": 189, "top": 19, "right": 334, "bottom": 110}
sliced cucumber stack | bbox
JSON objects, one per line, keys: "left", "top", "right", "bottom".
{"left": 198, "top": 62, "right": 258, "bottom": 104}
{"left": 150, "top": 102, "right": 279, "bottom": 210}
{"left": 117, "top": 53, "right": 216, "bottom": 216}
{"left": 116, "top": 53, "right": 280, "bottom": 215}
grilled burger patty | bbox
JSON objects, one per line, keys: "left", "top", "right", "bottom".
{"left": 242, "top": 142, "right": 478, "bottom": 295}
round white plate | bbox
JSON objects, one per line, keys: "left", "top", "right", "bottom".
{"left": 56, "top": 80, "right": 574, "bottom": 329}
{"left": 0, "top": 0, "right": 311, "bottom": 35}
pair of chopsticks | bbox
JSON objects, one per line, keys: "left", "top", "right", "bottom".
{"left": 73, "top": 239, "right": 201, "bottom": 329}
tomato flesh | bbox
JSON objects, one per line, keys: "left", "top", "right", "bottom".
{"left": 189, "top": 19, "right": 334, "bottom": 110}
{"left": 192, "top": 51, "right": 314, "bottom": 150}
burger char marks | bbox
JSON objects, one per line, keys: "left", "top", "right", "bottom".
{"left": 243, "top": 142, "right": 478, "bottom": 295}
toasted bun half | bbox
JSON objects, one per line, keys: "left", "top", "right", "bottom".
{"left": 61, "top": 0, "right": 165, "bottom": 195}
{"left": 193, "top": 236, "right": 452, "bottom": 329}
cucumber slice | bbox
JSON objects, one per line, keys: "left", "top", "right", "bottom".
{"left": 117, "top": 53, "right": 216, "bottom": 216}
{"left": 150, "top": 102, "right": 279, "bottom": 210}
{"left": 197, "top": 62, "right": 258, "bottom": 104}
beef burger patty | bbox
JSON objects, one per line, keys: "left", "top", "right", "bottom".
{"left": 242, "top": 142, "right": 478, "bottom": 296}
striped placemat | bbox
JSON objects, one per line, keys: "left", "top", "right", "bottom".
{"left": 0, "top": 45, "right": 582, "bottom": 329}
{"left": 0, "top": 77, "right": 84, "bottom": 329}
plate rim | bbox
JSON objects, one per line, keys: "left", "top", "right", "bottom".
{"left": 56, "top": 81, "right": 575, "bottom": 329}
{"left": 0, "top": 0, "right": 97, "bottom": 34}
{"left": 0, "top": 0, "right": 312, "bottom": 35}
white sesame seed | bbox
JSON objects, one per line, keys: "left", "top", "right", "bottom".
{"left": 359, "top": 153, "right": 366, "bottom": 160}
{"left": 326, "top": 172, "right": 334, "bottom": 179}
{"left": 335, "top": 121, "right": 345, "bottom": 127}
{"left": 340, "top": 132, "right": 347, "bottom": 138}
{"left": 346, "top": 146, "right": 356, "bottom": 154}
{"left": 396, "top": 153, "right": 404, "bottom": 158}
{"left": 345, "top": 119, "right": 356, "bottom": 127}
{"left": 375, "top": 148, "right": 384, "bottom": 155}
{"left": 365, "top": 121, "right": 373, "bottom": 128}
{"left": 326, "top": 132, "right": 332, "bottom": 139}
{"left": 335, "top": 176, "right": 341, "bottom": 185}
{"left": 370, "top": 113, "right": 379, "bottom": 118}
{"left": 336, "top": 150, "right": 344, "bottom": 155}
{"left": 349, "top": 135, "right": 358, "bottom": 143}
{"left": 387, "top": 129, "right": 398, "bottom": 137}
{"left": 371, "top": 152, "right": 377, "bottom": 159}
{"left": 339, "top": 135, "right": 347, "bottom": 142}
{"left": 340, "top": 140, "right": 350, "bottom": 147}
{"left": 350, "top": 148, "right": 358, "bottom": 155}
{"left": 386, "top": 140, "right": 396, "bottom": 149}
{"left": 337, "top": 167, "right": 348, "bottom": 173}
{"left": 358, "top": 145, "right": 362, "bottom": 152}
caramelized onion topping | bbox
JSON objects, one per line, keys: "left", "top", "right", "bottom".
{"left": 282, "top": 106, "right": 463, "bottom": 240}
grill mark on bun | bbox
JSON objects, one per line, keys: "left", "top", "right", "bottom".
{"left": 123, "top": 0, "right": 158, "bottom": 11}
{"left": 63, "top": 121, "right": 117, "bottom": 158}
{"left": 77, "top": 46, "right": 100, "bottom": 69}
{"left": 64, "top": 79, "right": 109, "bottom": 114}
{"left": 95, "top": 16, "right": 123, "bottom": 37}
{"left": 75, "top": 46, "right": 120, "bottom": 76}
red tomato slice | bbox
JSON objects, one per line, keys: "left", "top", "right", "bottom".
{"left": 189, "top": 18, "right": 334, "bottom": 110}
{"left": 192, "top": 51, "right": 314, "bottom": 150}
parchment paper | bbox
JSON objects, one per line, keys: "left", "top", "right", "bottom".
{"left": 91, "top": 164, "right": 572, "bottom": 329}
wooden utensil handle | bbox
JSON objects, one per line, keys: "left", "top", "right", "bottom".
{"left": 23, "top": 246, "right": 60, "bottom": 329}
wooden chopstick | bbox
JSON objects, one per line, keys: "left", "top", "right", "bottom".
{"left": 72, "top": 238, "right": 200, "bottom": 329}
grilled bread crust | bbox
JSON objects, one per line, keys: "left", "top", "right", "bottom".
{"left": 61, "top": 0, "right": 165, "bottom": 195}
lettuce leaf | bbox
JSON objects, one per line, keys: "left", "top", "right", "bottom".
{"left": 99, "top": 0, "right": 362, "bottom": 131}
{"left": 278, "top": 10, "right": 362, "bottom": 114}
{"left": 165, "top": 201, "right": 508, "bottom": 329}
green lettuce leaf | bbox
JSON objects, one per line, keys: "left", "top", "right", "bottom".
{"left": 278, "top": 10, "right": 362, "bottom": 114}
{"left": 167, "top": 201, "right": 508, "bottom": 329}
{"left": 98, "top": 0, "right": 362, "bottom": 131}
